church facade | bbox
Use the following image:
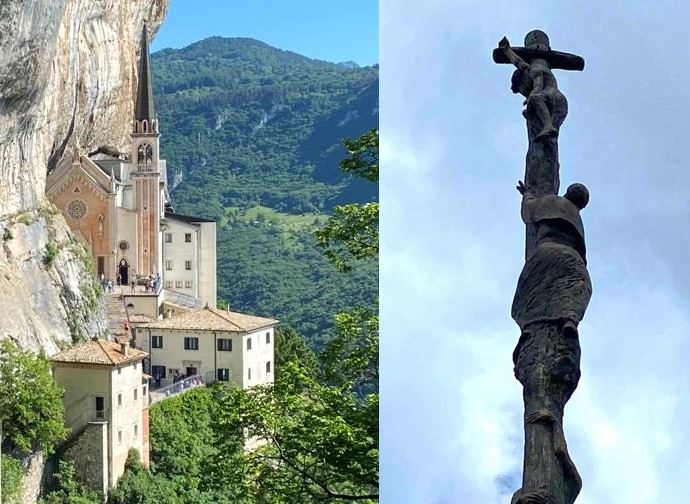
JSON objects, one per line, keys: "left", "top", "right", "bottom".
{"left": 46, "top": 23, "right": 216, "bottom": 308}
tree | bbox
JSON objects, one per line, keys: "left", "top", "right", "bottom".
{"left": 148, "top": 387, "right": 218, "bottom": 490}
{"left": 212, "top": 359, "right": 378, "bottom": 502}
{"left": 274, "top": 326, "right": 317, "bottom": 375}
{"left": 39, "top": 460, "right": 100, "bottom": 504}
{"left": 109, "top": 387, "right": 246, "bottom": 503}
{"left": 210, "top": 129, "right": 379, "bottom": 502}
{"left": 315, "top": 128, "right": 378, "bottom": 272}
{"left": 0, "top": 340, "right": 69, "bottom": 455}
{"left": 321, "top": 305, "right": 379, "bottom": 396}
{"left": 107, "top": 462, "right": 183, "bottom": 504}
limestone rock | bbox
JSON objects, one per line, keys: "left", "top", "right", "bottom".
{"left": 0, "top": 0, "right": 169, "bottom": 352}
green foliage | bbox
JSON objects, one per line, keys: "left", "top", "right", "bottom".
{"left": 43, "top": 243, "right": 58, "bottom": 267}
{"left": 153, "top": 38, "right": 378, "bottom": 216}
{"left": 148, "top": 387, "right": 218, "bottom": 488}
{"left": 216, "top": 215, "right": 377, "bottom": 349}
{"left": 0, "top": 340, "right": 69, "bottom": 454}
{"left": 125, "top": 448, "right": 143, "bottom": 472}
{"left": 108, "top": 466, "right": 182, "bottom": 504}
{"left": 315, "top": 202, "right": 379, "bottom": 272}
{"left": 274, "top": 326, "right": 317, "bottom": 375}
{"left": 1, "top": 455, "right": 23, "bottom": 504}
{"left": 107, "top": 386, "right": 246, "bottom": 503}
{"left": 2, "top": 227, "right": 12, "bottom": 241}
{"left": 17, "top": 214, "right": 35, "bottom": 226}
{"left": 40, "top": 460, "right": 100, "bottom": 504}
{"left": 212, "top": 357, "right": 378, "bottom": 502}
{"left": 321, "top": 305, "right": 379, "bottom": 395}
{"left": 340, "top": 128, "right": 379, "bottom": 182}
{"left": 315, "top": 129, "right": 379, "bottom": 272}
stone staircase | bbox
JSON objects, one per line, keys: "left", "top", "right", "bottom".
{"left": 104, "top": 287, "right": 128, "bottom": 339}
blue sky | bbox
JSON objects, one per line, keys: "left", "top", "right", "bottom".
{"left": 151, "top": 0, "right": 379, "bottom": 66}
{"left": 382, "top": 1, "right": 690, "bottom": 503}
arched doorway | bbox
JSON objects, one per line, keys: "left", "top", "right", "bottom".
{"left": 118, "top": 258, "right": 130, "bottom": 285}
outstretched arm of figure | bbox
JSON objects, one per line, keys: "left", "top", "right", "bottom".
{"left": 517, "top": 180, "right": 532, "bottom": 196}
{"left": 498, "top": 37, "right": 530, "bottom": 71}
{"left": 518, "top": 180, "right": 537, "bottom": 223}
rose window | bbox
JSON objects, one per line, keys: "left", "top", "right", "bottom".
{"left": 67, "top": 200, "right": 87, "bottom": 220}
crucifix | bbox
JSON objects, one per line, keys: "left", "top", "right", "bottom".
{"left": 494, "top": 30, "right": 591, "bottom": 504}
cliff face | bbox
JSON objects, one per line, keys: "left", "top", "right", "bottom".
{"left": 0, "top": 0, "right": 168, "bottom": 353}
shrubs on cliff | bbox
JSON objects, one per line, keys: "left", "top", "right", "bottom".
{"left": 43, "top": 243, "right": 58, "bottom": 267}
{"left": 0, "top": 340, "right": 69, "bottom": 455}
{"left": 39, "top": 460, "right": 100, "bottom": 504}
{"left": 1, "top": 454, "right": 23, "bottom": 504}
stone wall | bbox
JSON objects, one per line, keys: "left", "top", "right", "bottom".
{"left": 64, "top": 421, "right": 109, "bottom": 497}
{"left": 18, "top": 452, "right": 46, "bottom": 504}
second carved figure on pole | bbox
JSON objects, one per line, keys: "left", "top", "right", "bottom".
{"left": 511, "top": 180, "right": 592, "bottom": 504}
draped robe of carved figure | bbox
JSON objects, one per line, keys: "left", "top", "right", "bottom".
{"left": 512, "top": 186, "right": 591, "bottom": 332}
{"left": 510, "top": 183, "right": 591, "bottom": 504}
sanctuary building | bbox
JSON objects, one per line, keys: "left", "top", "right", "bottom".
{"left": 45, "top": 23, "right": 217, "bottom": 309}
{"left": 43, "top": 21, "right": 279, "bottom": 497}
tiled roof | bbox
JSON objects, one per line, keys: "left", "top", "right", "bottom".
{"left": 136, "top": 306, "right": 278, "bottom": 332}
{"left": 51, "top": 338, "right": 147, "bottom": 366}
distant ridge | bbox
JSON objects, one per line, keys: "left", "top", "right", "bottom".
{"left": 151, "top": 35, "right": 378, "bottom": 215}
{"left": 150, "top": 36, "right": 378, "bottom": 343}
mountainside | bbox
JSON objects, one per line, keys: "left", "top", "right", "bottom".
{"left": 151, "top": 38, "right": 379, "bottom": 344}
{"left": 152, "top": 37, "right": 379, "bottom": 216}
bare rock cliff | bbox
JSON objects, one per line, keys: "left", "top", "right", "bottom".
{"left": 0, "top": 0, "right": 168, "bottom": 353}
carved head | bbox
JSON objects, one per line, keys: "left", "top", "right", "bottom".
{"left": 524, "top": 30, "right": 550, "bottom": 52}
{"left": 565, "top": 183, "right": 589, "bottom": 210}
{"left": 511, "top": 69, "right": 532, "bottom": 97}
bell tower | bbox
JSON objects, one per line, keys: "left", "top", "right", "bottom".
{"left": 131, "top": 21, "right": 162, "bottom": 278}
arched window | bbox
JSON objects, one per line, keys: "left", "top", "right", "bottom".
{"left": 138, "top": 145, "right": 145, "bottom": 164}
{"left": 142, "top": 120, "right": 148, "bottom": 133}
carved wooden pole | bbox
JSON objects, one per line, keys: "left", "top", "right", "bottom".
{"left": 494, "top": 30, "right": 590, "bottom": 504}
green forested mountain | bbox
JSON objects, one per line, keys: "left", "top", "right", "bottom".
{"left": 151, "top": 38, "right": 378, "bottom": 346}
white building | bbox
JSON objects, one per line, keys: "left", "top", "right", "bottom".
{"left": 162, "top": 211, "right": 217, "bottom": 306}
{"left": 45, "top": 22, "right": 217, "bottom": 310}
{"left": 135, "top": 306, "right": 277, "bottom": 388}
{"left": 51, "top": 337, "right": 149, "bottom": 494}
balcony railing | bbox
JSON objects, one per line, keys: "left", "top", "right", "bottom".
{"left": 137, "top": 163, "right": 154, "bottom": 172}
{"left": 148, "top": 372, "right": 215, "bottom": 405}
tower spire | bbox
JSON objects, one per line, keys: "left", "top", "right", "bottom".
{"left": 135, "top": 22, "right": 155, "bottom": 122}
